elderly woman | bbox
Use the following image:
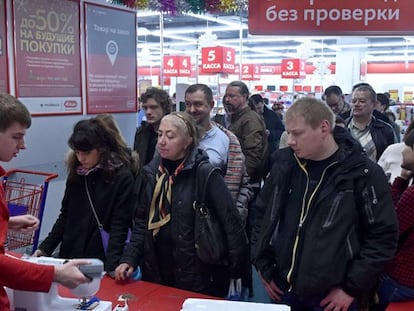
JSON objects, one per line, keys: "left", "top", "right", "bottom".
{"left": 115, "top": 112, "right": 248, "bottom": 297}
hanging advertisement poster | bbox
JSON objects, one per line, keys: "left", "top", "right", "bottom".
{"left": 0, "top": 0, "right": 8, "bottom": 93}
{"left": 249, "top": 0, "right": 412, "bottom": 35}
{"left": 13, "top": 0, "right": 82, "bottom": 115}
{"left": 85, "top": 3, "right": 137, "bottom": 114}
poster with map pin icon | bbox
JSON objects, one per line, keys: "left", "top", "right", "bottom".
{"left": 106, "top": 40, "right": 118, "bottom": 66}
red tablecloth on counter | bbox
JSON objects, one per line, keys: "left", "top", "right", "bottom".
{"left": 59, "top": 275, "right": 216, "bottom": 310}
{"left": 386, "top": 301, "right": 414, "bottom": 311}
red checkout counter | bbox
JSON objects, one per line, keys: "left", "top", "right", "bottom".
{"left": 386, "top": 301, "right": 414, "bottom": 311}
{"left": 59, "top": 275, "right": 216, "bottom": 310}
{"left": 65, "top": 275, "right": 414, "bottom": 311}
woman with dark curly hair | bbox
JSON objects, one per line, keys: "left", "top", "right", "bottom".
{"left": 33, "top": 116, "right": 136, "bottom": 273}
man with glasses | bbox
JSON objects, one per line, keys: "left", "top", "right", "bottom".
{"left": 324, "top": 85, "right": 351, "bottom": 120}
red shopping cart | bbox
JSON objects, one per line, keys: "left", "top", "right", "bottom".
{"left": 2, "top": 169, "right": 58, "bottom": 253}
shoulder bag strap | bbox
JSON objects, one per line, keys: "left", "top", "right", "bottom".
{"left": 84, "top": 176, "right": 104, "bottom": 230}
{"left": 196, "top": 161, "right": 220, "bottom": 210}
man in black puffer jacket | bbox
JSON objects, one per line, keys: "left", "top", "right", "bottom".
{"left": 251, "top": 97, "right": 398, "bottom": 311}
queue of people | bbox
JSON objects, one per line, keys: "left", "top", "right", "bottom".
{"left": 0, "top": 80, "right": 413, "bottom": 311}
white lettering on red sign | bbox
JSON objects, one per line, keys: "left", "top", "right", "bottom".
{"left": 265, "top": 3, "right": 400, "bottom": 27}
{"left": 202, "top": 63, "right": 222, "bottom": 69}
{"left": 223, "top": 63, "right": 234, "bottom": 70}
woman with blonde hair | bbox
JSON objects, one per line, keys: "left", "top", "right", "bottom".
{"left": 116, "top": 112, "right": 248, "bottom": 297}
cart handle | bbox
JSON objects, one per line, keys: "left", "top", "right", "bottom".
{"left": 4, "top": 169, "right": 59, "bottom": 182}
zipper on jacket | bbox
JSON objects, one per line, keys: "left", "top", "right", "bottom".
{"left": 364, "top": 185, "right": 377, "bottom": 224}
{"left": 286, "top": 157, "right": 338, "bottom": 291}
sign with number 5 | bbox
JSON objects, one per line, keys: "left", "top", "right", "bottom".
{"left": 201, "top": 46, "right": 235, "bottom": 74}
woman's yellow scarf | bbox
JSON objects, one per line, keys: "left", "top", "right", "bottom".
{"left": 148, "top": 161, "right": 185, "bottom": 236}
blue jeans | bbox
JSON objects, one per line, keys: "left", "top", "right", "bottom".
{"left": 375, "top": 273, "right": 414, "bottom": 310}
{"left": 273, "top": 291, "right": 358, "bottom": 311}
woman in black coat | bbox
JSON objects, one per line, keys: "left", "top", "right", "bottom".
{"left": 33, "top": 116, "right": 136, "bottom": 273}
{"left": 116, "top": 112, "right": 248, "bottom": 297}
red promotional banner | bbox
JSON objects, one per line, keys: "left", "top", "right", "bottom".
{"left": 303, "top": 85, "right": 312, "bottom": 92}
{"left": 163, "top": 55, "right": 191, "bottom": 77}
{"left": 249, "top": 0, "right": 413, "bottom": 35}
{"left": 241, "top": 64, "right": 261, "bottom": 80}
{"left": 0, "top": 0, "right": 8, "bottom": 93}
{"left": 280, "top": 85, "right": 289, "bottom": 92}
{"left": 294, "top": 85, "right": 303, "bottom": 92}
{"left": 314, "top": 85, "right": 323, "bottom": 93}
{"left": 281, "top": 59, "right": 306, "bottom": 79}
{"left": 201, "top": 46, "right": 235, "bottom": 74}
{"left": 13, "top": 0, "right": 81, "bottom": 115}
{"left": 85, "top": 3, "right": 137, "bottom": 114}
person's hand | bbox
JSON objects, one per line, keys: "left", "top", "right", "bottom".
{"left": 115, "top": 263, "right": 134, "bottom": 281}
{"left": 8, "top": 215, "right": 39, "bottom": 233}
{"left": 400, "top": 167, "right": 413, "bottom": 180}
{"left": 53, "top": 259, "right": 91, "bottom": 289}
{"left": 320, "top": 287, "right": 354, "bottom": 311}
{"left": 257, "top": 270, "right": 284, "bottom": 301}
{"left": 32, "top": 249, "right": 46, "bottom": 257}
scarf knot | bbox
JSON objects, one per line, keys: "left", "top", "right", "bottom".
{"left": 148, "top": 160, "right": 185, "bottom": 236}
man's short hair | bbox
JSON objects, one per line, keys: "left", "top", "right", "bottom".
{"left": 377, "top": 93, "right": 390, "bottom": 110}
{"left": 0, "top": 93, "right": 31, "bottom": 132}
{"left": 140, "top": 87, "right": 172, "bottom": 114}
{"left": 249, "top": 94, "right": 264, "bottom": 105}
{"left": 185, "top": 83, "right": 214, "bottom": 103}
{"left": 352, "top": 82, "right": 374, "bottom": 92}
{"left": 352, "top": 84, "right": 377, "bottom": 103}
{"left": 285, "top": 97, "right": 335, "bottom": 131}
{"left": 227, "top": 81, "right": 250, "bottom": 98}
{"left": 324, "top": 85, "right": 343, "bottom": 97}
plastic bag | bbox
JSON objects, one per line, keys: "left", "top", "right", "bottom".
{"left": 99, "top": 228, "right": 131, "bottom": 254}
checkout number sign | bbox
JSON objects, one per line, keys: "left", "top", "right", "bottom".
{"left": 201, "top": 46, "right": 235, "bottom": 73}
{"left": 163, "top": 55, "right": 191, "bottom": 77}
{"left": 242, "top": 64, "right": 261, "bottom": 80}
{"left": 281, "top": 58, "right": 306, "bottom": 79}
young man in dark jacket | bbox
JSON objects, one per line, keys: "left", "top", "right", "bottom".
{"left": 251, "top": 97, "right": 398, "bottom": 311}
{"left": 133, "top": 87, "right": 172, "bottom": 167}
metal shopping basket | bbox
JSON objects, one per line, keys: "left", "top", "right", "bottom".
{"left": 2, "top": 169, "right": 58, "bottom": 253}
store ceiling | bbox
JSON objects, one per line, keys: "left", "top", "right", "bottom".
{"left": 136, "top": 11, "right": 414, "bottom": 67}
